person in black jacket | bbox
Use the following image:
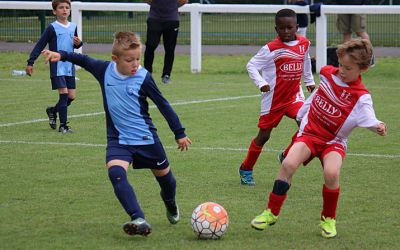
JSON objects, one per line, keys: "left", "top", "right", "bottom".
{"left": 144, "top": 0, "right": 188, "bottom": 84}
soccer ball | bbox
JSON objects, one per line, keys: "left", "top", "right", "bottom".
{"left": 191, "top": 202, "right": 229, "bottom": 239}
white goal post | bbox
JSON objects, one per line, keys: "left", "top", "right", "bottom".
{"left": 1, "top": 1, "right": 399, "bottom": 73}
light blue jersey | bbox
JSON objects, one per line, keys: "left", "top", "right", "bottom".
{"left": 58, "top": 51, "right": 186, "bottom": 145}
{"left": 27, "top": 21, "right": 82, "bottom": 78}
{"left": 52, "top": 21, "right": 76, "bottom": 76}
{"left": 105, "top": 63, "right": 155, "bottom": 145}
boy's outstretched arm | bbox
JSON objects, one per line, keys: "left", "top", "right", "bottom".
{"left": 357, "top": 94, "right": 387, "bottom": 137}
{"left": 41, "top": 49, "right": 109, "bottom": 83}
{"left": 176, "top": 137, "right": 192, "bottom": 151}
{"left": 42, "top": 49, "right": 61, "bottom": 63}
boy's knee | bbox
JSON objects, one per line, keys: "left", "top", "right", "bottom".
{"left": 158, "top": 170, "right": 176, "bottom": 185}
{"left": 152, "top": 167, "right": 171, "bottom": 177}
{"left": 108, "top": 165, "right": 127, "bottom": 184}
{"left": 255, "top": 131, "right": 271, "bottom": 144}
{"left": 68, "top": 93, "right": 76, "bottom": 100}
{"left": 281, "top": 160, "right": 298, "bottom": 175}
{"left": 58, "top": 93, "right": 68, "bottom": 107}
{"left": 67, "top": 97, "right": 75, "bottom": 106}
{"left": 324, "top": 171, "right": 339, "bottom": 186}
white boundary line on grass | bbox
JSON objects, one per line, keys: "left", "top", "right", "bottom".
{"left": 3, "top": 77, "right": 400, "bottom": 89}
{"left": 0, "top": 94, "right": 260, "bottom": 127}
{"left": 0, "top": 140, "right": 399, "bottom": 159}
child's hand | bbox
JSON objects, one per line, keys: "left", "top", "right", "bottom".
{"left": 377, "top": 122, "right": 387, "bottom": 136}
{"left": 73, "top": 36, "right": 81, "bottom": 46}
{"left": 260, "top": 85, "right": 270, "bottom": 92}
{"left": 176, "top": 137, "right": 192, "bottom": 151}
{"left": 306, "top": 85, "right": 315, "bottom": 93}
{"left": 25, "top": 66, "right": 33, "bottom": 76}
{"left": 41, "top": 50, "right": 61, "bottom": 64}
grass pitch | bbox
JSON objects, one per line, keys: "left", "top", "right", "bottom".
{"left": 0, "top": 52, "right": 399, "bottom": 249}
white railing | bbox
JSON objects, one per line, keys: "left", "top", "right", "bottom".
{"left": 315, "top": 5, "right": 400, "bottom": 72}
{"left": 1, "top": 1, "right": 399, "bottom": 73}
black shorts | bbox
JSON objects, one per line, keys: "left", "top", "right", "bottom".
{"left": 51, "top": 76, "right": 76, "bottom": 90}
{"left": 106, "top": 139, "right": 169, "bottom": 169}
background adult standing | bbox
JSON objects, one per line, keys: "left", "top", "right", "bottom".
{"left": 333, "top": 0, "right": 370, "bottom": 42}
{"left": 144, "top": 0, "right": 188, "bottom": 84}
{"left": 329, "top": 0, "right": 374, "bottom": 66}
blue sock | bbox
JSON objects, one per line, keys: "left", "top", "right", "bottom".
{"left": 55, "top": 93, "right": 68, "bottom": 125}
{"left": 156, "top": 171, "right": 176, "bottom": 202}
{"left": 108, "top": 166, "right": 144, "bottom": 220}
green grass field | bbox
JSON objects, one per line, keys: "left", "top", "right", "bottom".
{"left": 0, "top": 52, "right": 399, "bottom": 249}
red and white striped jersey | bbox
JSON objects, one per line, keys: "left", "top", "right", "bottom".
{"left": 297, "top": 65, "right": 382, "bottom": 149}
{"left": 247, "top": 36, "right": 315, "bottom": 115}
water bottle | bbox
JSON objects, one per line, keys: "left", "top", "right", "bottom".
{"left": 11, "top": 70, "right": 27, "bottom": 76}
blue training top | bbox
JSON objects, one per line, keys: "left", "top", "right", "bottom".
{"left": 27, "top": 21, "right": 83, "bottom": 77}
{"left": 58, "top": 51, "right": 186, "bottom": 145}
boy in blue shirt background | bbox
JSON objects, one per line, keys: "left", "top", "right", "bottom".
{"left": 41, "top": 31, "right": 191, "bottom": 236}
{"left": 26, "top": 0, "right": 83, "bottom": 133}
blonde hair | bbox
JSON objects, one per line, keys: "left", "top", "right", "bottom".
{"left": 52, "top": 0, "right": 71, "bottom": 10}
{"left": 336, "top": 38, "right": 373, "bottom": 70}
{"left": 112, "top": 32, "right": 142, "bottom": 57}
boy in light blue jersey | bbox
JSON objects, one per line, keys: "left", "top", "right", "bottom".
{"left": 41, "top": 31, "right": 191, "bottom": 237}
{"left": 26, "top": 0, "right": 83, "bottom": 133}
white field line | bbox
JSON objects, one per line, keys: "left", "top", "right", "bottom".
{"left": 3, "top": 77, "right": 400, "bottom": 90}
{"left": 0, "top": 140, "right": 399, "bottom": 159}
{"left": 0, "top": 94, "right": 259, "bottom": 127}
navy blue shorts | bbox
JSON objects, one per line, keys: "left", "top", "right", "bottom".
{"left": 51, "top": 76, "right": 76, "bottom": 90}
{"left": 106, "top": 140, "right": 169, "bottom": 169}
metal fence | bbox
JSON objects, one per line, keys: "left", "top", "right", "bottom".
{"left": 1, "top": 10, "right": 399, "bottom": 47}
{"left": 1, "top": 2, "right": 399, "bottom": 72}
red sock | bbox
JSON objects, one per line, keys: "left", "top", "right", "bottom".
{"left": 267, "top": 192, "right": 287, "bottom": 216}
{"left": 241, "top": 139, "right": 263, "bottom": 170}
{"left": 321, "top": 184, "right": 340, "bottom": 219}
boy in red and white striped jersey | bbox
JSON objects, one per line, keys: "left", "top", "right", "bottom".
{"left": 239, "top": 9, "right": 315, "bottom": 186}
{"left": 251, "top": 38, "right": 387, "bottom": 238}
